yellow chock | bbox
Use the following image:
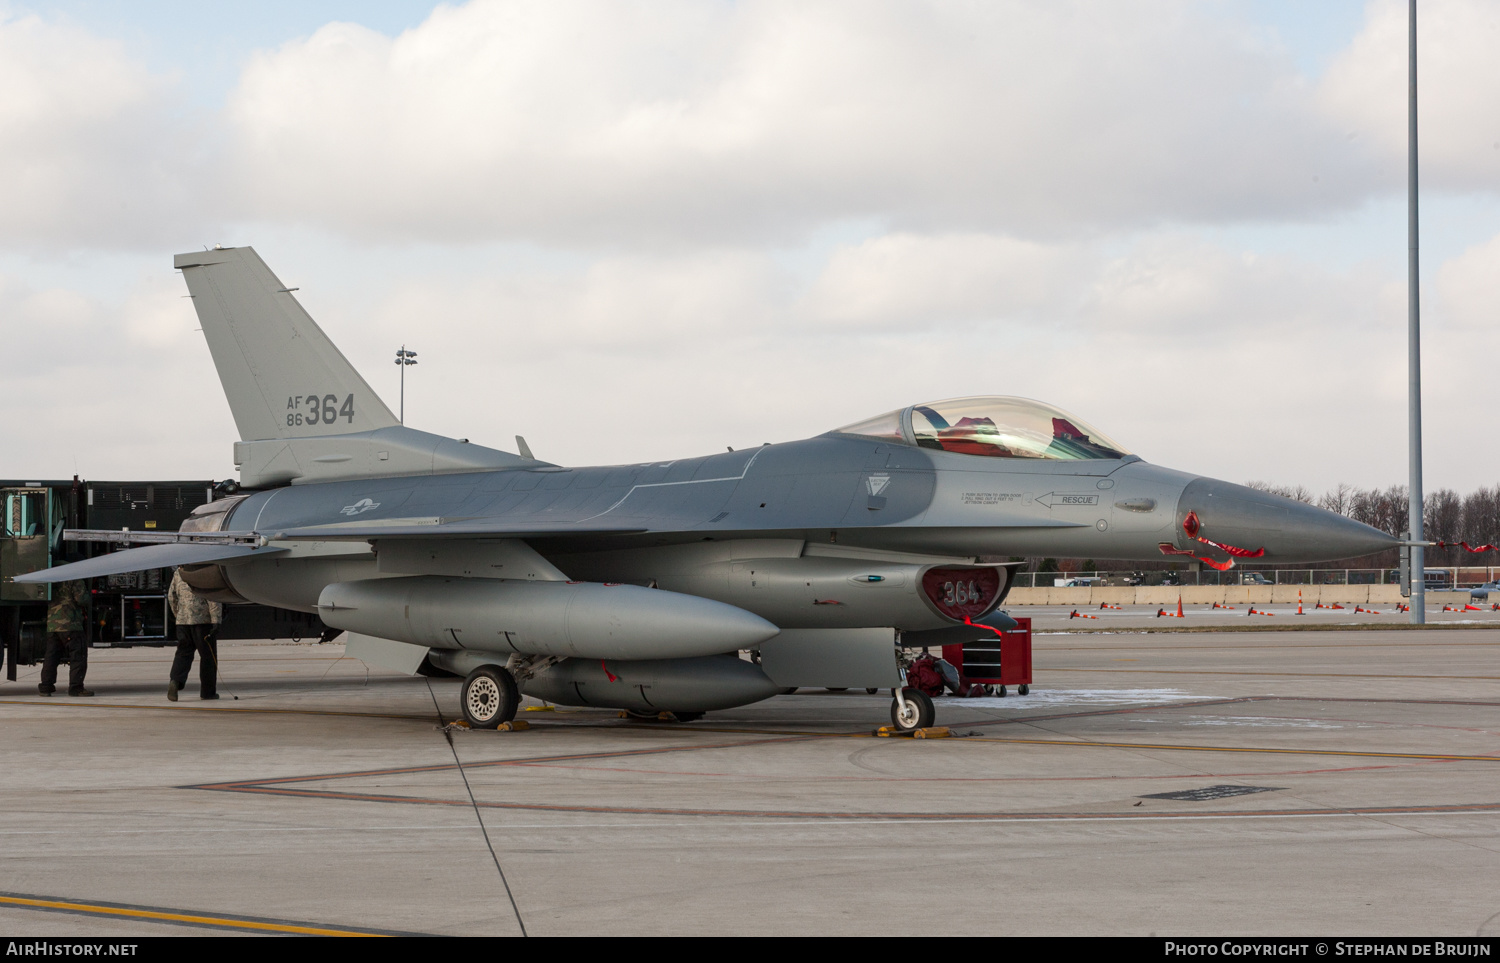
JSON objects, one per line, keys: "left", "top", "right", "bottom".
{"left": 618, "top": 710, "right": 630, "bottom": 718}
{"left": 912, "top": 727, "right": 951, "bottom": 739}
{"left": 524, "top": 705, "right": 556, "bottom": 712}
{"left": 874, "top": 726, "right": 916, "bottom": 738}
{"left": 497, "top": 720, "right": 529, "bottom": 732}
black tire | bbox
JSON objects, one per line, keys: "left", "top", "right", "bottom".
{"left": 461, "top": 665, "right": 519, "bottom": 729}
{"left": 1018, "top": 683, "right": 1030, "bottom": 696}
{"left": 997, "top": 685, "right": 1008, "bottom": 697}
{"left": 865, "top": 687, "right": 878, "bottom": 695}
{"left": 889, "top": 687, "right": 935, "bottom": 731}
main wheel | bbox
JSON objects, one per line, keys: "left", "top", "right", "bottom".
{"left": 461, "top": 665, "right": 520, "bottom": 729}
{"left": 889, "top": 687, "right": 935, "bottom": 732}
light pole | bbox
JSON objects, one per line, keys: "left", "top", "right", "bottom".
{"left": 395, "top": 346, "right": 418, "bottom": 424}
{"left": 1407, "top": 0, "right": 1426, "bottom": 624}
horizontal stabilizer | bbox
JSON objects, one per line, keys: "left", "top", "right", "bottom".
{"left": 12, "top": 543, "right": 287, "bottom": 583}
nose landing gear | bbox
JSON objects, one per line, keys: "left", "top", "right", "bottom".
{"left": 889, "top": 686, "right": 935, "bottom": 732}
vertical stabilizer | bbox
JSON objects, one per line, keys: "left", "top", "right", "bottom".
{"left": 174, "top": 247, "right": 399, "bottom": 442}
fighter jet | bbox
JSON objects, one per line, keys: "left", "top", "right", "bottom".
{"left": 19, "top": 247, "right": 1395, "bottom": 731}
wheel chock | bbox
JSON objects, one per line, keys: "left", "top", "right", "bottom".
{"left": 524, "top": 705, "right": 557, "bottom": 712}
{"left": 874, "top": 726, "right": 910, "bottom": 738}
{"left": 496, "top": 720, "right": 529, "bottom": 732}
{"left": 912, "top": 727, "right": 952, "bottom": 739}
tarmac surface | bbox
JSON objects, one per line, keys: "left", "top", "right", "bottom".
{"left": 3, "top": 618, "right": 1499, "bottom": 937}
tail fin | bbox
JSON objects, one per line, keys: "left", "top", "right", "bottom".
{"left": 175, "top": 246, "right": 399, "bottom": 442}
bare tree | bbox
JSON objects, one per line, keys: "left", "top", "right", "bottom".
{"left": 1245, "top": 480, "right": 1314, "bottom": 504}
{"left": 1319, "top": 483, "right": 1354, "bottom": 516}
{"left": 1425, "top": 488, "right": 1462, "bottom": 564}
{"left": 1461, "top": 486, "right": 1500, "bottom": 555}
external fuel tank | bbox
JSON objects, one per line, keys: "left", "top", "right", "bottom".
{"left": 317, "top": 575, "right": 780, "bottom": 660}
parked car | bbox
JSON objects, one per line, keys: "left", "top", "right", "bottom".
{"left": 1239, "top": 572, "right": 1272, "bottom": 586}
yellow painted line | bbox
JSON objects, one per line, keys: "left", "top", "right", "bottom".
{"left": 968, "top": 737, "right": 1500, "bottom": 762}
{"left": 0, "top": 894, "right": 390, "bottom": 936}
{"left": 0, "top": 699, "right": 429, "bottom": 721}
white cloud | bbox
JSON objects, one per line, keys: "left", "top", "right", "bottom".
{"left": 0, "top": 265, "right": 236, "bottom": 480}
{"left": 798, "top": 233, "right": 1091, "bottom": 327}
{"left": 1320, "top": 0, "right": 1500, "bottom": 192}
{"left": 1436, "top": 231, "right": 1500, "bottom": 331}
{"left": 222, "top": 0, "right": 1378, "bottom": 245}
{"left": 0, "top": 14, "right": 210, "bottom": 251}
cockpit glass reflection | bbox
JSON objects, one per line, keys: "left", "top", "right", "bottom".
{"left": 835, "top": 396, "right": 1128, "bottom": 461}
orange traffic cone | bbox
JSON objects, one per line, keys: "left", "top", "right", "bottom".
{"left": 1177, "top": 596, "right": 1184, "bottom": 618}
{"left": 1297, "top": 590, "right": 1304, "bottom": 615}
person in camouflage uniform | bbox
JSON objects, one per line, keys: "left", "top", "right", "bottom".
{"left": 40, "top": 579, "right": 91, "bottom": 697}
{"left": 167, "top": 568, "right": 223, "bottom": 701}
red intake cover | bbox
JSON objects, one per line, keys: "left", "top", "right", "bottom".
{"left": 921, "top": 567, "right": 1003, "bottom": 621}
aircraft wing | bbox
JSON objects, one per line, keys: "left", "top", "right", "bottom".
{"left": 12, "top": 543, "right": 288, "bottom": 584}
{"left": 268, "top": 519, "right": 650, "bottom": 540}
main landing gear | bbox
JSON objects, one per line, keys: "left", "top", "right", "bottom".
{"left": 889, "top": 686, "right": 935, "bottom": 732}
{"left": 461, "top": 665, "right": 520, "bottom": 729}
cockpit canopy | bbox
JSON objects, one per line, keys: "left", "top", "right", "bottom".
{"left": 834, "top": 396, "right": 1130, "bottom": 461}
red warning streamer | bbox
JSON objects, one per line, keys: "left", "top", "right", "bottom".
{"left": 963, "top": 615, "right": 1006, "bottom": 638}
{"left": 1159, "top": 512, "right": 1267, "bottom": 571}
{"left": 1158, "top": 543, "right": 1235, "bottom": 571}
{"left": 1435, "top": 540, "right": 1500, "bottom": 553}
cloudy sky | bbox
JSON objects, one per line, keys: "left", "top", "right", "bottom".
{"left": 1, "top": 0, "right": 1496, "bottom": 495}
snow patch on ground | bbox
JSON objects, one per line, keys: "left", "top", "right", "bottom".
{"left": 935, "top": 688, "right": 1211, "bottom": 710}
{"left": 1176, "top": 715, "right": 1352, "bottom": 729}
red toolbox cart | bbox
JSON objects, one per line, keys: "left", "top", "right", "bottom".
{"left": 941, "top": 616, "right": 1032, "bottom": 696}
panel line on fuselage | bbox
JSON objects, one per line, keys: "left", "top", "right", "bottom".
{"left": 576, "top": 446, "right": 770, "bottom": 524}
{"left": 250, "top": 486, "right": 287, "bottom": 532}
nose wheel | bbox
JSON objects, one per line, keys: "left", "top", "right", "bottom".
{"left": 461, "top": 665, "right": 520, "bottom": 729}
{"left": 889, "top": 687, "right": 935, "bottom": 732}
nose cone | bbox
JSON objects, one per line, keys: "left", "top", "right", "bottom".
{"left": 1178, "top": 478, "right": 1397, "bottom": 563}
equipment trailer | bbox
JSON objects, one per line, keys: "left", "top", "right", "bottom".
{"left": 1, "top": 478, "right": 327, "bottom": 680}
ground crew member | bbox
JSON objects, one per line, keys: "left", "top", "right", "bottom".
{"left": 40, "top": 579, "right": 92, "bottom": 697}
{"left": 167, "top": 568, "right": 223, "bottom": 701}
